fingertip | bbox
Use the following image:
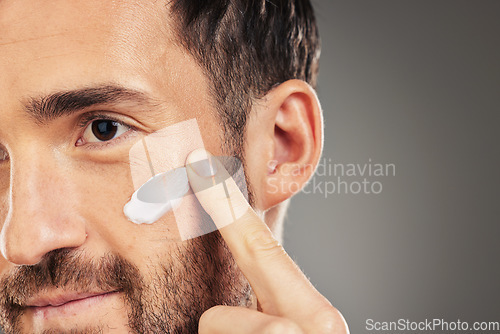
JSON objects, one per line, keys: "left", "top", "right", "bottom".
{"left": 186, "top": 148, "right": 209, "bottom": 164}
{"left": 185, "top": 149, "right": 251, "bottom": 231}
{"left": 186, "top": 148, "right": 218, "bottom": 178}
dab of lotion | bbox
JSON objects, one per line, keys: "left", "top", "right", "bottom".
{"left": 123, "top": 167, "right": 189, "bottom": 225}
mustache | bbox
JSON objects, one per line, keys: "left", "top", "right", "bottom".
{"left": 0, "top": 248, "right": 143, "bottom": 328}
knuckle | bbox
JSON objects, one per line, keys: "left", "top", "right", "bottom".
{"left": 262, "top": 319, "right": 303, "bottom": 334}
{"left": 310, "top": 307, "right": 349, "bottom": 334}
{"left": 242, "top": 225, "right": 284, "bottom": 258}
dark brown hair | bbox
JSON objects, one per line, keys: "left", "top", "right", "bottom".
{"left": 169, "top": 0, "right": 321, "bottom": 155}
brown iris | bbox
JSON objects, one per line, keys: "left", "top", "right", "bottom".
{"left": 91, "top": 120, "right": 119, "bottom": 141}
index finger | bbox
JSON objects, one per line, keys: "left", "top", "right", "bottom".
{"left": 185, "top": 149, "right": 330, "bottom": 317}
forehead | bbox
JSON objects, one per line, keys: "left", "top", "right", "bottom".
{"left": 0, "top": 0, "right": 180, "bottom": 102}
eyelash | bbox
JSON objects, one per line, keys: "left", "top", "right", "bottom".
{"left": 76, "top": 113, "right": 137, "bottom": 149}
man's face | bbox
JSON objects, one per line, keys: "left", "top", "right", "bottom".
{"left": 0, "top": 1, "right": 250, "bottom": 333}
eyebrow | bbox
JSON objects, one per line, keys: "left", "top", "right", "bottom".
{"left": 23, "top": 85, "right": 155, "bottom": 123}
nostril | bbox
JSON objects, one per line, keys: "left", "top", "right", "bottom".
{"left": 0, "top": 228, "right": 45, "bottom": 265}
{"left": 0, "top": 146, "right": 8, "bottom": 162}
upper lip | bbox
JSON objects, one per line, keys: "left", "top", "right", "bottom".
{"left": 26, "top": 291, "right": 116, "bottom": 308}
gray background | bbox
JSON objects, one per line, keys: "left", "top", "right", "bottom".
{"left": 284, "top": 0, "right": 500, "bottom": 333}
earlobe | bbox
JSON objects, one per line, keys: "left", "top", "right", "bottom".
{"left": 245, "top": 79, "right": 323, "bottom": 211}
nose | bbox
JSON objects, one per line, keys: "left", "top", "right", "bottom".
{"left": 0, "top": 148, "right": 87, "bottom": 265}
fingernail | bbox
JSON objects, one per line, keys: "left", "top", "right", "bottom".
{"left": 187, "top": 148, "right": 218, "bottom": 177}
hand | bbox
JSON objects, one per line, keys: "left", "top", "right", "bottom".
{"left": 186, "top": 149, "right": 349, "bottom": 334}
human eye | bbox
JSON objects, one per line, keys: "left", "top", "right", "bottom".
{"left": 76, "top": 114, "right": 135, "bottom": 147}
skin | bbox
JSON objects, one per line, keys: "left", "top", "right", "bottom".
{"left": 0, "top": 0, "right": 349, "bottom": 333}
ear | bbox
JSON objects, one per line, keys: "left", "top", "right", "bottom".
{"left": 244, "top": 79, "right": 323, "bottom": 211}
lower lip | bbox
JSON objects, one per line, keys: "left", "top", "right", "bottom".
{"left": 31, "top": 292, "right": 119, "bottom": 319}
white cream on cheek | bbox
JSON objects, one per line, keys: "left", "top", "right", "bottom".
{"left": 123, "top": 167, "right": 189, "bottom": 225}
{"left": 124, "top": 118, "right": 206, "bottom": 226}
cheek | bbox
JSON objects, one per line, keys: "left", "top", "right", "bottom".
{"left": 73, "top": 162, "right": 132, "bottom": 220}
{"left": 72, "top": 156, "right": 188, "bottom": 272}
{"left": 108, "top": 194, "right": 209, "bottom": 275}
{"left": 66, "top": 116, "right": 218, "bottom": 273}
{"left": 71, "top": 161, "right": 155, "bottom": 254}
